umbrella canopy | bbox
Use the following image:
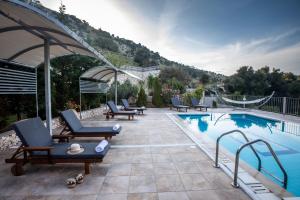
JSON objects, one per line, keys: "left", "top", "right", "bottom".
{"left": 0, "top": 0, "right": 116, "bottom": 133}
{"left": 0, "top": 0, "right": 113, "bottom": 67}
{"left": 80, "top": 66, "right": 142, "bottom": 83}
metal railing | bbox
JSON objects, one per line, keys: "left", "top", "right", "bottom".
{"left": 214, "top": 130, "right": 262, "bottom": 171}
{"left": 232, "top": 139, "right": 288, "bottom": 189}
{"left": 214, "top": 130, "right": 288, "bottom": 189}
{"left": 216, "top": 95, "right": 300, "bottom": 116}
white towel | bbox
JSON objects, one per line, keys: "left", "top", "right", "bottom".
{"left": 113, "top": 124, "right": 120, "bottom": 131}
{"left": 134, "top": 109, "right": 138, "bottom": 113}
{"left": 95, "top": 140, "right": 108, "bottom": 152}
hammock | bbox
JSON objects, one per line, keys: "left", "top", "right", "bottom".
{"left": 216, "top": 91, "right": 275, "bottom": 108}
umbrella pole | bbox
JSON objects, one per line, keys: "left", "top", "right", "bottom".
{"left": 44, "top": 39, "right": 52, "bottom": 134}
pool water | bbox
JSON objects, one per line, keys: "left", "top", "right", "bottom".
{"left": 179, "top": 113, "right": 300, "bottom": 196}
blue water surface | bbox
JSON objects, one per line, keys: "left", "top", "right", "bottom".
{"left": 179, "top": 113, "right": 300, "bottom": 196}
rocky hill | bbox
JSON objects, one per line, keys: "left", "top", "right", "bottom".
{"left": 25, "top": 0, "right": 225, "bottom": 83}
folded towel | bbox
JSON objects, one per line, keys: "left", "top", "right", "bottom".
{"left": 113, "top": 124, "right": 120, "bottom": 131}
{"left": 141, "top": 106, "right": 146, "bottom": 109}
{"left": 95, "top": 140, "right": 108, "bottom": 152}
{"left": 134, "top": 109, "right": 138, "bottom": 113}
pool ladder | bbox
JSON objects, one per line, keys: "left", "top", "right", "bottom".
{"left": 213, "top": 129, "right": 288, "bottom": 189}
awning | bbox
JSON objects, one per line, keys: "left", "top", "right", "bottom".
{"left": 0, "top": 0, "right": 113, "bottom": 67}
{"left": 80, "top": 66, "right": 142, "bottom": 83}
{"left": 0, "top": 0, "right": 116, "bottom": 134}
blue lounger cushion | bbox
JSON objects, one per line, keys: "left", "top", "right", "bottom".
{"left": 61, "top": 109, "right": 122, "bottom": 134}
{"left": 12, "top": 117, "right": 110, "bottom": 159}
{"left": 171, "top": 97, "right": 189, "bottom": 108}
{"left": 107, "top": 101, "right": 136, "bottom": 115}
{"left": 13, "top": 117, "right": 52, "bottom": 147}
{"left": 33, "top": 142, "right": 110, "bottom": 159}
{"left": 76, "top": 126, "right": 121, "bottom": 134}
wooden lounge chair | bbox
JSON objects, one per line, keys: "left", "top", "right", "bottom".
{"left": 106, "top": 101, "right": 136, "bottom": 120}
{"left": 60, "top": 109, "right": 121, "bottom": 139}
{"left": 191, "top": 98, "right": 208, "bottom": 111}
{"left": 171, "top": 97, "right": 189, "bottom": 112}
{"left": 5, "top": 117, "right": 110, "bottom": 176}
{"left": 121, "top": 99, "right": 146, "bottom": 114}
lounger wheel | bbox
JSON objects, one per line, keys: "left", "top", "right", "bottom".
{"left": 11, "top": 164, "right": 24, "bottom": 176}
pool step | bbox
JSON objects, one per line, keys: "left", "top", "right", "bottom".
{"left": 247, "top": 183, "right": 270, "bottom": 194}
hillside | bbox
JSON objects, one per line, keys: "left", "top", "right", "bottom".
{"left": 25, "top": 0, "right": 225, "bottom": 83}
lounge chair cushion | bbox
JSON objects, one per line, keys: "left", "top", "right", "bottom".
{"left": 121, "top": 99, "right": 130, "bottom": 109}
{"left": 61, "top": 110, "right": 83, "bottom": 132}
{"left": 107, "top": 101, "right": 136, "bottom": 115}
{"left": 33, "top": 142, "right": 110, "bottom": 159}
{"left": 13, "top": 117, "right": 52, "bottom": 147}
{"left": 107, "top": 101, "right": 119, "bottom": 113}
{"left": 76, "top": 126, "right": 121, "bottom": 134}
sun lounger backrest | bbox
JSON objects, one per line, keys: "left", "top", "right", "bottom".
{"left": 191, "top": 98, "right": 199, "bottom": 106}
{"left": 171, "top": 97, "right": 180, "bottom": 106}
{"left": 107, "top": 101, "right": 119, "bottom": 113}
{"left": 13, "top": 117, "right": 52, "bottom": 147}
{"left": 60, "top": 110, "right": 83, "bottom": 132}
{"left": 121, "top": 99, "right": 130, "bottom": 109}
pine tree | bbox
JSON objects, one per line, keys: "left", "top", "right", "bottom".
{"left": 152, "top": 78, "right": 163, "bottom": 107}
{"left": 137, "top": 87, "right": 147, "bottom": 107}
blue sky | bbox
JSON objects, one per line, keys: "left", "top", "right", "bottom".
{"left": 40, "top": 0, "right": 300, "bottom": 75}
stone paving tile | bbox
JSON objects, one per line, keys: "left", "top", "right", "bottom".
{"left": 171, "top": 152, "right": 208, "bottom": 162}
{"left": 175, "top": 162, "right": 202, "bottom": 174}
{"left": 151, "top": 153, "right": 172, "bottom": 163}
{"left": 155, "top": 174, "right": 185, "bottom": 192}
{"left": 131, "top": 154, "right": 153, "bottom": 164}
{"left": 202, "top": 171, "right": 233, "bottom": 190}
{"left": 158, "top": 192, "right": 190, "bottom": 200}
{"left": 100, "top": 176, "right": 129, "bottom": 194}
{"left": 127, "top": 193, "right": 158, "bottom": 200}
{"left": 153, "top": 162, "right": 178, "bottom": 175}
{"left": 131, "top": 163, "right": 154, "bottom": 176}
{"left": 180, "top": 173, "right": 215, "bottom": 191}
{"left": 106, "top": 164, "right": 132, "bottom": 177}
{"left": 128, "top": 176, "right": 157, "bottom": 193}
{"left": 96, "top": 193, "right": 127, "bottom": 200}
{"left": 187, "top": 189, "right": 250, "bottom": 200}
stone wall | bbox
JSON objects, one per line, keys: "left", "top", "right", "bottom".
{"left": 0, "top": 107, "right": 105, "bottom": 151}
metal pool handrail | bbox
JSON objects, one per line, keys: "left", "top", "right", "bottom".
{"left": 214, "top": 130, "right": 262, "bottom": 171}
{"left": 232, "top": 139, "right": 288, "bottom": 189}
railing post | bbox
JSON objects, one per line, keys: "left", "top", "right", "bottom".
{"left": 283, "top": 97, "right": 287, "bottom": 114}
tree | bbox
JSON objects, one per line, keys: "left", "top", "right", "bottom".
{"left": 136, "top": 87, "right": 147, "bottom": 107}
{"left": 134, "top": 47, "right": 150, "bottom": 67}
{"left": 58, "top": 1, "right": 66, "bottom": 22}
{"left": 152, "top": 78, "right": 163, "bottom": 107}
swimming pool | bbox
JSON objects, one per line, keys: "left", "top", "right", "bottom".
{"left": 178, "top": 113, "right": 300, "bottom": 196}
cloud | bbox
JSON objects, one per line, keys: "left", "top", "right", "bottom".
{"left": 39, "top": 0, "right": 300, "bottom": 76}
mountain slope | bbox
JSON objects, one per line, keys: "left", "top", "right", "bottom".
{"left": 26, "top": 0, "right": 225, "bottom": 82}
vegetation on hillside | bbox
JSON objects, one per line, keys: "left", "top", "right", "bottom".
{"left": 224, "top": 66, "right": 300, "bottom": 97}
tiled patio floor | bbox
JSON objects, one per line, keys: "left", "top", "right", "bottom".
{"left": 0, "top": 108, "right": 251, "bottom": 200}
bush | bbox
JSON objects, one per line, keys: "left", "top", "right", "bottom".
{"left": 212, "top": 100, "right": 218, "bottom": 108}
{"left": 152, "top": 78, "right": 164, "bottom": 107}
{"left": 136, "top": 87, "right": 147, "bottom": 107}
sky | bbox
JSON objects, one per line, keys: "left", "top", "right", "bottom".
{"left": 39, "top": 0, "right": 300, "bottom": 75}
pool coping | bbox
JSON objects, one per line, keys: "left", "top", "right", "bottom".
{"left": 167, "top": 111, "right": 300, "bottom": 200}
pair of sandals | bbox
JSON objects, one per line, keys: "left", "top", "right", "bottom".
{"left": 66, "top": 173, "right": 84, "bottom": 188}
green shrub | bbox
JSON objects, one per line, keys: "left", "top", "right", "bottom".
{"left": 136, "top": 87, "right": 147, "bottom": 107}
{"left": 152, "top": 78, "right": 163, "bottom": 107}
{"left": 212, "top": 100, "right": 218, "bottom": 108}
